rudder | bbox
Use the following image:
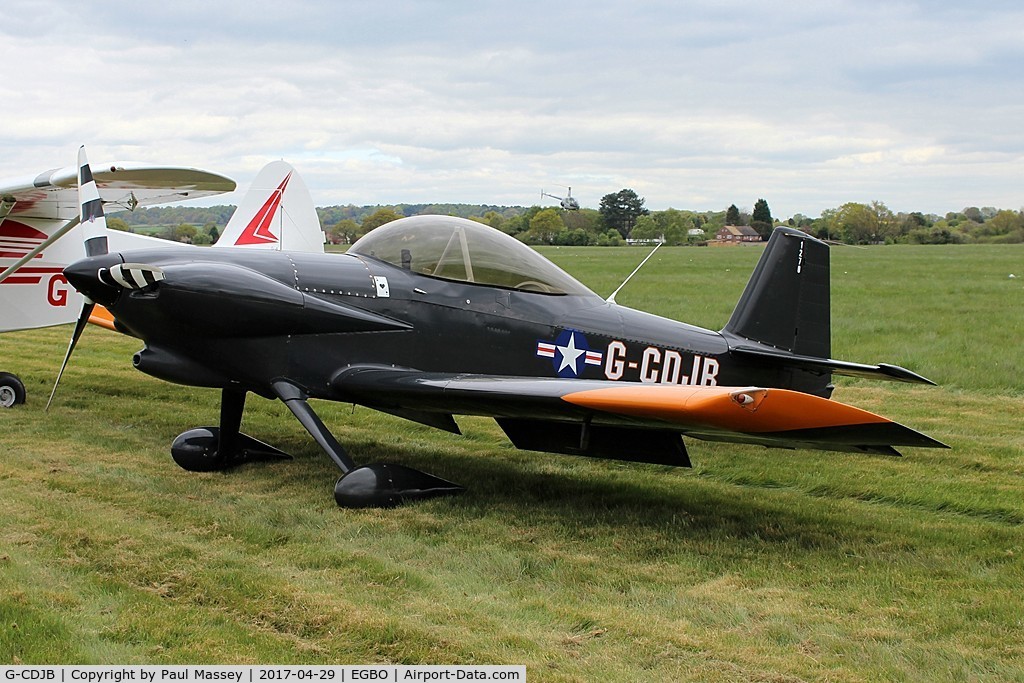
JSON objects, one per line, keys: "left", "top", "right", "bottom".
{"left": 722, "top": 227, "right": 830, "bottom": 359}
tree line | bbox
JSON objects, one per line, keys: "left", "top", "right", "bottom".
{"left": 793, "top": 202, "right": 1024, "bottom": 245}
{"left": 114, "top": 194, "right": 1024, "bottom": 246}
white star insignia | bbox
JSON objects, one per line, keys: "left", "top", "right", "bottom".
{"left": 556, "top": 332, "right": 584, "bottom": 375}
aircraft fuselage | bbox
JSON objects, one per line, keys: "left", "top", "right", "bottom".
{"left": 66, "top": 245, "right": 804, "bottom": 404}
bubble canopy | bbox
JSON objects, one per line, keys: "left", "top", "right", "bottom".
{"left": 349, "top": 215, "right": 597, "bottom": 296}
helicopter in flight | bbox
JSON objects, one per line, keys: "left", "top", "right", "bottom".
{"left": 541, "top": 186, "right": 580, "bottom": 211}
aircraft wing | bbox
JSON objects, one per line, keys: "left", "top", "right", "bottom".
{"left": 0, "top": 161, "right": 235, "bottom": 333}
{"left": 331, "top": 366, "right": 948, "bottom": 466}
{"left": 0, "top": 162, "right": 235, "bottom": 221}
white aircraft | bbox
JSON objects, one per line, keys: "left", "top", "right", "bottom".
{"left": 0, "top": 148, "right": 326, "bottom": 406}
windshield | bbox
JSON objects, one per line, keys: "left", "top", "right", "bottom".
{"left": 350, "top": 215, "right": 596, "bottom": 296}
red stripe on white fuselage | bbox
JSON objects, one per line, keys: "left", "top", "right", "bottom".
{"left": 0, "top": 265, "right": 63, "bottom": 285}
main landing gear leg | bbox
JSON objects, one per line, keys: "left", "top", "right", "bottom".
{"left": 170, "top": 387, "right": 291, "bottom": 472}
{"left": 271, "top": 380, "right": 464, "bottom": 508}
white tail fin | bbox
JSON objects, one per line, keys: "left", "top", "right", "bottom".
{"left": 216, "top": 161, "right": 325, "bottom": 253}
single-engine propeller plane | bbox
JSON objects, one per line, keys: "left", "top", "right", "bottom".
{"left": 59, "top": 155, "right": 946, "bottom": 507}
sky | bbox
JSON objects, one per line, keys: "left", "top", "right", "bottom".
{"left": 1, "top": 0, "right": 1022, "bottom": 218}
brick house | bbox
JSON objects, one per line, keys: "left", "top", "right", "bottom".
{"left": 715, "top": 225, "right": 763, "bottom": 243}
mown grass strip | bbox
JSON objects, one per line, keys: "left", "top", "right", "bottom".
{"left": 0, "top": 244, "right": 1021, "bottom": 680}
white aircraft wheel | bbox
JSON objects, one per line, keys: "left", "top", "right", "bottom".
{"left": 0, "top": 372, "right": 27, "bottom": 408}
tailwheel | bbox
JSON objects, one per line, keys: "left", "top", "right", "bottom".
{"left": 0, "top": 372, "right": 27, "bottom": 408}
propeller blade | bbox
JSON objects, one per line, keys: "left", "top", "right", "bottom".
{"left": 47, "top": 146, "right": 112, "bottom": 410}
{"left": 78, "top": 146, "right": 109, "bottom": 257}
{"left": 46, "top": 301, "right": 94, "bottom": 411}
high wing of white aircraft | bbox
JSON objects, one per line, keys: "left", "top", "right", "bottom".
{"left": 0, "top": 157, "right": 236, "bottom": 333}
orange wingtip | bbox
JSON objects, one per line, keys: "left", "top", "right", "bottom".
{"left": 88, "top": 305, "right": 117, "bottom": 332}
{"left": 561, "top": 384, "right": 890, "bottom": 433}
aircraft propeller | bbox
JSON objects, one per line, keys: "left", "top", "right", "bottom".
{"left": 46, "top": 147, "right": 108, "bottom": 411}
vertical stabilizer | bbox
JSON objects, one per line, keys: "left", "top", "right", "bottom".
{"left": 216, "top": 161, "right": 325, "bottom": 253}
{"left": 722, "top": 227, "right": 830, "bottom": 359}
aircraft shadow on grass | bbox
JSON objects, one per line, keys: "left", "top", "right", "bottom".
{"left": 223, "top": 415, "right": 868, "bottom": 548}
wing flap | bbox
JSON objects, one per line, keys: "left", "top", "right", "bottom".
{"left": 497, "top": 418, "right": 692, "bottom": 467}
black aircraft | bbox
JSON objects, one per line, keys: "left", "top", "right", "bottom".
{"left": 60, "top": 171, "right": 946, "bottom": 508}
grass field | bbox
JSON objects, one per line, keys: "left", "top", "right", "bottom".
{"left": 1, "top": 243, "right": 1022, "bottom": 680}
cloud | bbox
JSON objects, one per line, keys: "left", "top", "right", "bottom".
{"left": 1, "top": 1, "right": 1022, "bottom": 217}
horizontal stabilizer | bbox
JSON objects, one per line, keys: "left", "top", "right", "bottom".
{"left": 729, "top": 345, "right": 937, "bottom": 385}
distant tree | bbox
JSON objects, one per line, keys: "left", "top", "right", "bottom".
{"left": 701, "top": 210, "right": 727, "bottom": 232}
{"left": 900, "top": 212, "right": 930, "bottom": 234}
{"left": 107, "top": 216, "right": 131, "bottom": 232}
{"left": 630, "top": 215, "right": 660, "bottom": 241}
{"left": 205, "top": 222, "right": 219, "bottom": 243}
{"left": 599, "top": 189, "right": 648, "bottom": 239}
{"left": 173, "top": 223, "right": 198, "bottom": 243}
{"left": 471, "top": 210, "right": 506, "bottom": 232}
{"left": 870, "top": 201, "right": 898, "bottom": 242}
{"left": 632, "top": 208, "right": 695, "bottom": 245}
{"left": 524, "top": 208, "right": 565, "bottom": 244}
{"left": 806, "top": 208, "right": 835, "bottom": 240}
{"left": 963, "top": 207, "right": 984, "bottom": 223}
{"left": 751, "top": 198, "right": 773, "bottom": 238}
{"left": 504, "top": 206, "right": 544, "bottom": 237}
{"left": 597, "top": 229, "right": 624, "bottom": 246}
{"left": 977, "top": 210, "right": 1024, "bottom": 242}
{"left": 790, "top": 214, "right": 814, "bottom": 228}
{"left": 725, "top": 204, "right": 741, "bottom": 226}
{"left": 552, "top": 228, "right": 590, "bottom": 246}
{"left": 330, "top": 218, "right": 360, "bottom": 244}
{"left": 751, "top": 199, "right": 771, "bottom": 223}
{"left": 834, "top": 203, "right": 879, "bottom": 244}
{"left": 361, "top": 208, "right": 403, "bottom": 233}
{"left": 907, "top": 226, "right": 963, "bottom": 244}
{"left": 561, "top": 208, "right": 600, "bottom": 237}
{"left": 815, "top": 201, "right": 898, "bottom": 244}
